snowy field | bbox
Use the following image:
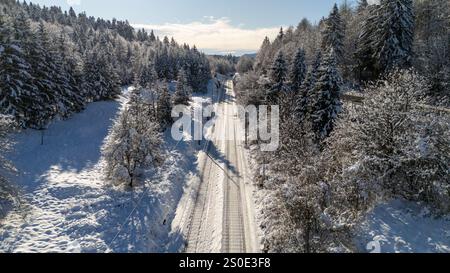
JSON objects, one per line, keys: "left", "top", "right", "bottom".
{"left": 0, "top": 86, "right": 202, "bottom": 253}
{"left": 355, "top": 199, "right": 450, "bottom": 253}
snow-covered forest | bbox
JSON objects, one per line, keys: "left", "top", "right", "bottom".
{"left": 0, "top": 0, "right": 210, "bottom": 129}
{"left": 0, "top": 0, "right": 213, "bottom": 252}
{"left": 0, "top": 0, "right": 449, "bottom": 254}
{"left": 235, "top": 0, "right": 450, "bottom": 253}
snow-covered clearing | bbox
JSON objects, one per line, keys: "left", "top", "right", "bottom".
{"left": 0, "top": 87, "right": 199, "bottom": 253}
{"left": 355, "top": 199, "right": 450, "bottom": 253}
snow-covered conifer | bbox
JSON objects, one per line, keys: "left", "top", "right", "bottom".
{"left": 156, "top": 85, "right": 173, "bottom": 128}
{"left": 374, "top": 0, "right": 415, "bottom": 73}
{"left": 357, "top": 0, "right": 415, "bottom": 80}
{"left": 310, "top": 49, "right": 342, "bottom": 140}
{"left": 321, "top": 4, "right": 345, "bottom": 61}
{"left": 0, "top": 15, "right": 35, "bottom": 127}
{"left": 267, "top": 51, "right": 288, "bottom": 104}
{"left": 254, "top": 37, "right": 271, "bottom": 74}
{"left": 173, "top": 68, "right": 192, "bottom": 106}
{"left": 0, "top": 115, "right": 16, "bottom": 208}
{"left": 289, "top": 48, "right": 307, "bottom": 92}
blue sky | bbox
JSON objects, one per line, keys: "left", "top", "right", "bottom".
{"left": 29, "top": 0, "right": 360, "bottom": 55}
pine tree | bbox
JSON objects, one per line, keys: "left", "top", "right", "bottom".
{"left": 149, "top": 30, "right": 156, "bottom": 42}
{"left": 69, "top": 7, "right": 77, "bottom": 19}
{"left": 267, "top": 51, "right": 288, "bottom": 104}
{"left": 310, "top": 49, "right": 342, "bottom": 140}
{"left": 289, "top": 48, "right": 307, "bottom": 92}
{"left": 31, "top": 23, "right": 83, "bottom": 123}
{"left": 82, "top": 50, "right": 99, "bottom": 102}
{"left": 277, "top": 27, "right": 284, "bottom": 42}
{"left": 321, "top": 4, "right": 345, "bottom": 61}
{"left": 173, "top": 68, "right": 191, "bottom": 105}
{"left": 127, "top": 87, "right": 146, "bottom": 119}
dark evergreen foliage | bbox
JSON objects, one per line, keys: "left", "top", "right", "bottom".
{"left": 0, "top": 1, "right": 210, "bottom": 128}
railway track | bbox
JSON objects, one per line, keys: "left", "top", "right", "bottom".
{"left": 184, "top": 79, "right": 256, "bottom": 253}
{"left": 222, "top": 100, "right": 246, "bottom": 253}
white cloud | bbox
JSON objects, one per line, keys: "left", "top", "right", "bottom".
{"left": 67, "top": 0, "right": 81, "bottom": 6}
{"left": 132, "top": 17, "right": 281, "bottom": 54}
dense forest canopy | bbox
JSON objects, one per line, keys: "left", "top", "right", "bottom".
{"left": 0, "top": 0, "right": 211, "bottom": 128}
{"left": 252, "top": 0, "right": 449, "bottom": 105}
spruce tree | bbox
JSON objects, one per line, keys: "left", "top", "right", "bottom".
{"left": 82, "top": 50, "right": 99, "bottom": 102}
{"left": 173, "top": 68, "right": 191, "bottom": 106}
{"left": 29, "top": 22, "right": 59, "bottom": 128}
{"left": 356, "top": 0, "right": 415, "bottom": 80}
{"left": 357, "top": 0, "right": 369, "bottom": 13}
{"left": 374, "top": 0, "right": 415, "bottom": 73}
{"left": 321, "top": 4, "right": 345, "bottom": 61}
{"left": 310, "top": 49, "right": 342, "bottom": 140}
{"left": 355, "top": 4, "right": 379, "bottom": 81}
{"left": 295, "top": 51, "right": 321, "bottom": 122}
{"left": 0, "top": 15, "right": 35, "bottom": 127}
{"left": 267, "top": 51, "right": 288, "bottom": 104}
{"left": 0, "top": 115, "right": 15, "bottom": 203}
{"left": 138, "top": 62, "right": 159, "bottom": 88}
{"left": 156, "top": 85, "right": 173, "bottom": 128}
{"left": 289, "top": 48, "right": 307, "bottom": 93}
{"left": 83, "top": 47, "right": 121, "bottom": 101}
{"left": 56, "top": 33, "right": 85, "bottom": 112}
{"left": 254, "top": 36, "right": 271, "bottom": 74}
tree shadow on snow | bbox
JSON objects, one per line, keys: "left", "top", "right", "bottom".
{"left": 205, "top": 140, "right": 239, "bottom": 179}
{"left": 97, "top": 129, "right": 202, "bottom": 253}
{"left": 7, "top": 100, "right": 122, "bottom": 191}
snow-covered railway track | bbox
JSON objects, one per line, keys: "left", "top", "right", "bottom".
{"left": 222, "top": 117, "right": 246, "bottom": 253}
{"left": 185, "top": 142, "right": 215, "bottom": 253}
{"left": 182, "top": 80, "right": 258, "bottom": 253}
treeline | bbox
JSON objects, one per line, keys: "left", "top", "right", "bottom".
{"left": 0, "top": 0, "right": 210, "bottom": 128}
{"left": 208, "top": 54, "right": 255, "bottom": 76}
{"left": 208, "top": 54, "right": 238, "bottom": 76}
{"left": 235, "top": 0, "right": 450, "bottom": 253}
